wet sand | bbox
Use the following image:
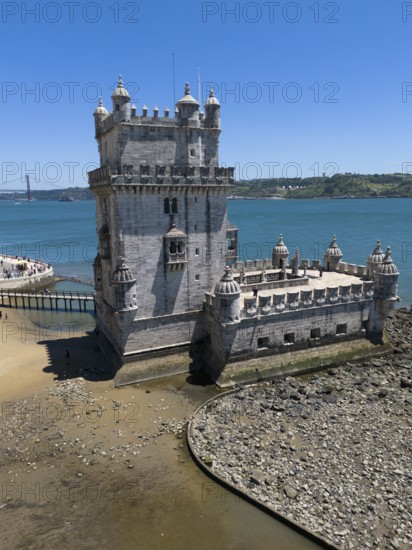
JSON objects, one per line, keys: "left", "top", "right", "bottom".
{"left": 0, "top": 308, "right": 322, "bottom": 550}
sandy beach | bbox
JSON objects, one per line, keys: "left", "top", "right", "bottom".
{"left": 0, "top": 306, "right": 320, "bottom": 550}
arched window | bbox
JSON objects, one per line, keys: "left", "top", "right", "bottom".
{"left": 164, "top": 198, "right": 170, "bottom": 214}
{"left": 169, "top": 241, "right": 177, "bottom": 254}
{"left": 171, "top": 198, "right": 178, "bottom": 214}
{"left": 177, "top": 241, "right": 184, "bottom": 253}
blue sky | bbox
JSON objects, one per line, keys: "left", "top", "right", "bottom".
{"left": 1, "top": 0, "right": 412, "bottom": 189}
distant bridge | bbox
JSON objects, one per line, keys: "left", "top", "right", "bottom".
{"left": 0, "top": 290, "right": 96, "bottom": 313}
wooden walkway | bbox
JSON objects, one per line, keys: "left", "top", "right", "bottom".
{"left": 0, "top": 290, "right": 96, "bottom": 313}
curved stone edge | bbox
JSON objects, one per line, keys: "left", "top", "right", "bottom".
{"left": 187, "top": 389, "right": 339, "bottom": 550}
{"left": 0, "top": 268, "right": 54, "bottom": 291}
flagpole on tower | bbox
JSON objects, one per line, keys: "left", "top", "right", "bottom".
{"left": 172, "top": 52, "right": 176, "bottom": 107}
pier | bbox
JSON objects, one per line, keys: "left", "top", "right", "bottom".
{"left": 0, "top": 290, "right": 96, "bottom": 313}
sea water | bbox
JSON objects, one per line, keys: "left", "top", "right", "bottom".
{"left": 0, "top": 198, "right": 410, "bottom": 305}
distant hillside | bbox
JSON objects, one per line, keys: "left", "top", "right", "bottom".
{"left": 232, "top": 173, "right": 412, "bottom": 199}
{"left": 2, "top": 175, "right": 411, "bottom": 201}
{"left": 0, "top": 187, "right": 94, "bottom": 201}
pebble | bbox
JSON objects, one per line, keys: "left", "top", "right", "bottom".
{"left": 190, "top": 308, "right": 412, "bottom": 550}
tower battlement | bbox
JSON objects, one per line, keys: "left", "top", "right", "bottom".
{"left": 94, "top": 77, "right": 222, "bottom": 174}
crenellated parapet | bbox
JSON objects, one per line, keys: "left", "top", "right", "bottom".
{"left": 89, "top": 165, "right": 235, "bottom": 188}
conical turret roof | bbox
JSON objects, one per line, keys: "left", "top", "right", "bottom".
{"left": 273, "top": 234, "right": 289, "bottom": 255}
{"left": 325, "top": 235, "right": 343, "bottom": 257}
{"left": 94, "top": 97, "right": 108, "bottom": 116}
{"left": 368, "top": 240, "right": 384, "bottom": 264}
{"left": 215, "top": 267, "right": 240, "bottom": 295}
{"left": 112, "top": 257, "right": 136, "bottom": 283}
{"left": 374, "top": 246, "right": 399, "bottom": 275}
{"left": 112, "top": 75, "right": 130, "bottom": 99}
{"left": 177, "top": 83, "right": 199, "bottom": 106}
{"left": 205, "top": 88, "right": 220, "bottom": 107}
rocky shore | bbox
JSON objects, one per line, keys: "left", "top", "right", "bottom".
{"left": 190, "top": 308, "right": 412, "bottom": 550}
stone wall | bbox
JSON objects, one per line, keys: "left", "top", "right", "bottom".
{"left": 204, "top": 300, "right": 372, "bottom": 378}
{"left": 0, "top": 268, "right": 54, "bottom": 290}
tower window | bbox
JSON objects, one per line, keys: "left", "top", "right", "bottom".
{"left": 195, "top": 274, "right": 200, "bottom": 280}
{"left": 258, "top": 337, "right": 269, "bottom": 349}
{"left": 194, "top": 197, "right": 197, "bottom": 203}
{"left": 310, "top": 328, "right": 321, "bottom": 339}
{"left": 195, "top": 248, "right": 200, "bottom": 256}
{"left": 164, "top": 197, "right": 178, "bottom": 214}
{"left": 115, "top": 104, "right": 120, "bottom": 111}
{"left": 190, "top": 149, "right": 195, "bottom": 157}
{"left": 284, "top": 332, "right": 295, "bottom": 344}
{"left": 169, "top": 242, "right": 177, "bottom": 254}
{"left": 336, "top": 323, "right": 347, "bottom": 335}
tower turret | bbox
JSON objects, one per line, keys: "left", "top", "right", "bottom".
{"left": 112, "top": 256, "right": 138, "bottom": 312}
{"left": 204, "top": 88, "right": 220, "bottom": 129}
{"left": 214, "top": 267, "right": 241, "bottom": 323}
{"left": 324, "top": 235, "right": 343, "bottom": 271}
{"left": 272, "top": 234, "right": 289, "bottom": 269}
{"left": 112, "top": 75, "right": 131, "bottom": 123}
{"left": 94, "top": 97, "right": 108, "bottom": 137}
{"left": 373, "top": 246, "right": 399, "bottom": 299}
{"left": 367, "top": 246, "right": 399, "bottom": 341}
{"left": 367, "top": 240, "right": 384, "bottom": 280}
{"left": 176, "top": 83, "right": 200, "bottom": 123}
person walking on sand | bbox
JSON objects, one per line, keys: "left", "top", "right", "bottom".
{"left": 65, "top": 349, "right": 70, "bottom": 365}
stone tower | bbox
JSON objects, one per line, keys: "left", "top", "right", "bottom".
{"left": 89, "top": 78, "right": 234, "bottom": 382}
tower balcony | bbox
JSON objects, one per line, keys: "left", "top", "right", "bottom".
{"left": 88, "top": 165, "right": 235, "bottom": 189}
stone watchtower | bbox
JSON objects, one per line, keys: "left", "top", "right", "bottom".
{"left": 272, "top": 234, "right": 289, "bottom": 268}
{"left": 367, "top": 246, "right": 399, "bottom": 341}
{"left": 367, "top": 240, "right": 384, "bottom": 280}
{"left": 88, "top": 77, "right": 234, "bottom": 383}
{"left": 324, "top": 235, "right": 343, "bottom": 271}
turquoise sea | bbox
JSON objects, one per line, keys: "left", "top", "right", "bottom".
{"left": 0, "top": 198, "right": 411, "bottom": 306}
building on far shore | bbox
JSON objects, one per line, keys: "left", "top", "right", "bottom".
{"left": 88, "top": 76, "right": 399, "bottom": 387}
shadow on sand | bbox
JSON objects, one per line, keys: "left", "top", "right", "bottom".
{"left": 38, "top": 333, "right": 116, "bottom": 382}
{"left": 185, "top": 371, "right": 215, "bottom": 387}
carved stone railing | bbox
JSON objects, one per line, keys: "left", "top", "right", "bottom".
{"left": 238, "top": 281, "right": 375, "bottom": 318}
{"left": 167, "top": 253, "right": 186, "bottom": 263}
